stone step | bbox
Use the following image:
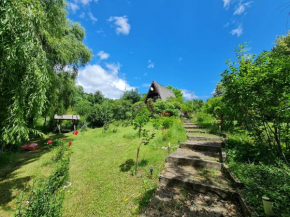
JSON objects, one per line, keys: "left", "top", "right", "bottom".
{"left": 183, "top": 123, "right": 199, "bottom": 127}
{"left": 181, "top": 120, "right": 193, "bottom": 124}
{"left": 187, "top": 135, "right": 224, "bottom": 142}
{"left": 185, "top": 126, "right": 202, "bottom": 130}
{"left": 180, "top": 140, "right": 224, "bottom": 152}
{"left": 160, "top": 163, "right": 235, "bottom": 199}
{"left": 142, "top": 186, "right": 243, "bottom": 217}
{"left": 167, "top": 148, "right": 222, "bottom": 169}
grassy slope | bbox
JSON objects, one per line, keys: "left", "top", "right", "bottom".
{"left": 0, "top": 120, "right": 186, "bottom": 216}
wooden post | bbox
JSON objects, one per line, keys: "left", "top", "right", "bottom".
{"left": 58, "top": 120, "right": 61, "bottom": 134}
{"left": 73, "top": 120, "right": 76, "bottom": 131}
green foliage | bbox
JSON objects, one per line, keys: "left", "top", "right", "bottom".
{"left": 133, "top": 107, "right": 150, "bottom": 139}
{"left": 0, "top": 0, "right": 91, "bottom": 148}
{"left": 112, "top": 99, "right": 133, "bottom": 120}
{"left": 221, "top": 43, "right": 290, "bottom": 159}
{"left": 15, "top": 140, "right": 70, "bottom": 217}
{"left": 212, "top": 82, "right": 225, "bottom": 97}
{"left": 152, "top": 99, "right": 180, "bottom": 117}
{"left": 87, "top": 91, "right": 105, "bottom": 105}
{"left": 182, "top": 99, "right": 204, "bottom": 113}
{"left": 225, "top": 133, "right": 290, "bottom": 216}
{"left": 161, "top": 117, "right": 175, "bottom": 129}
{"left": 74, "top": 100, "right": 93, "bottom": 119}
{"left": 166, "top": 85, "right": 183, "bottom": 104}
{"left": 133, "top": 107, "right": 155, "bottom": 172}
{"left": 87, "top": 101, "right": 114, "bottom": 128}
{"left": 194, "top": 112, "right": 219, "bottom": 131}
{"left": 121, "top": 89, "right": 141, "bottom": 104}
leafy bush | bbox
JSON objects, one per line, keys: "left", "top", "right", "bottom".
{"left": 15, "top": 147, "right": 70, "bottom": 216}
{"left": 225, "top": 133, "right": 290, "bottom": 216}
{"left": 221, "top": 44, "right": 290, "bottom": 159}
{"left": 152, "top": 99, "right": 180, "bottom": 117}
{"left": 228, "top": 162, "right": 290, "bottom": 216}
{"left": 161, "top": 117, "right": 175, "bottom": 129}
{"left": 87, "top": 101, "right": 114, "bottom": 127}
{"left": 194, "top": 112, "right": 219, "bottom": 131}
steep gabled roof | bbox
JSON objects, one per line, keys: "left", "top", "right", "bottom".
{"left": 145, "top": 81, "right": 176, "bottom": 102}
{"left": 152, "top": 81, "right": 176, "bottom": 100}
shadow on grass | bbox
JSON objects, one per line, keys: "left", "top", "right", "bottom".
{"left": 137, "top": 187, "right": 157, "bottom": 213}
{"left": 119, "top": 159, "right": 134, "bottom": 172}
{"left": 0, "top": 134, "right": 69, "bottom": 210}
{"left": 119, "top": 159, "right": 149, "bottom": 172}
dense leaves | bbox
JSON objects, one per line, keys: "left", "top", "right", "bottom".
{"left": 0, "top": 0, "right": 91, "bottom": 148}
{"left": 221, "top": 44, "right": 290, "bottom": 159}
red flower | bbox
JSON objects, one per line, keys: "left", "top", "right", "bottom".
{"left": 218, "top": 116, "right": 222, "bottom": 120}
{"left": 47, "top": 140, "right": 53, "bottom": 145}
{"left": 69, "top": 141, "right": 72, "bottom": 147}
{"left": 73, "top": 130, "right": 79, "bottom": 135}
{"left": 62, "top": 137, "right": 65, "bottom": 141}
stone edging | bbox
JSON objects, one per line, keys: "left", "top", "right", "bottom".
{"left": 222, "top": 164, "right": 258, "bottom": 217}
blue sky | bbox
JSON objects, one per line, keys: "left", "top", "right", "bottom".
{"left": 67, "top": 0, "right": 290, "bottom": 100}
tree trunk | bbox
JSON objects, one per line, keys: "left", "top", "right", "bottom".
{"left": 44, "top": 116, "right": 47, "bottom": 131}
{"left": 274, "top": 126, "right": 282, "bottom": 155}
{"left": 136, "top": 146, "right": 140, "bottom": 172}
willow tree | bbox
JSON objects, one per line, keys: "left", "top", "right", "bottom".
{"left": 0, "top": 0, "right": 91, "bottom": 148}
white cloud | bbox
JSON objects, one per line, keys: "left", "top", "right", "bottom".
{"left": 77, "top": 64, "right": 134, "bottom": 99}
{"left": 181, "top": 90, "right": 197, "bottom": 100}
{"left": 234, "top": 1, "right": 252, "bottom": 15}
{"left": 97, "top": 51, "right": 110, "bottom": 60}
{"left": 106, "top": 62, "right": 121, "bottom": 75}
{"left": 88, "top": 12, "right": 98, "bottom": 23}
{"left": 231, "top": 25, "right": 243, "bottom": 37}
{"left": 143, "top": 72, "right": 148, "bottom": 76}
{"left": 224, "top": 22, "right": 230, "bottom": 28}
{"left": 108, "top": 16, "right": 131, "bottom": 35}
{"left": 223, "top": 0, "right": 231, "bottom": 9}
{"left": 74, "top": 0, "right": 98, "bottom": 5}
{"left": 80, "top": 12, "right": 85, "bottom": 18}
{"left": 148, "top": 60, "right": 155, "bottom": 69}
{"left": 67, "top": 2, "right": 79, "bottom": 13}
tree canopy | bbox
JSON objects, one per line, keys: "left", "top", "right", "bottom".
{"left": 0, "top": 0, "right": 91, "bottom": 146}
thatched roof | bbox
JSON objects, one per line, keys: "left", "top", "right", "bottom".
{"left": 54, "top": 115, "right": 80, "bottom": 120}
{"left": 145, "top": 81, "right": 176, "bottom": 102}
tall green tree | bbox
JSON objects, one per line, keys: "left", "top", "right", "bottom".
{"left": 221, "top": 44, "right": 290, "bottom": 160}
{"left": 121, "top": 89, "right": 141, "bottom": 103}
{"left": 0, "top": 0, "right": 91, "bottom": 148}
{"left": 166, "top": 85, "right": 184, "bottom": 104}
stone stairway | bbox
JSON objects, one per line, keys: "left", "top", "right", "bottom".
{"left": 142, "top": 119, "right": 244, "bottom": 217}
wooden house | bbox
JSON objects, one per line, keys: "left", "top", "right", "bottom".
{"left": 145, "top": 81, "right": 176, "bottom": 103}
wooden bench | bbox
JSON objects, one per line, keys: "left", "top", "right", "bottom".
{"left": 62, "top": 128, "right": 71, "bottom": 133}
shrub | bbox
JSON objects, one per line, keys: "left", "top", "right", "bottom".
{"left": 161, "top": 117, "right": 175, "bottom": 129}
{"left": 87, "top": 101, "right": 114, "bottom": 127}
{"left": 152, "top": 99, "right": 180, "bottom": 117}
{"left": 15, "top": 154, "right": 70, "bottom": 216}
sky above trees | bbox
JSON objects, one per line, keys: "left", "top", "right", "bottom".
{"left": 66, "top": 0, "right": 290, "bottom": 99}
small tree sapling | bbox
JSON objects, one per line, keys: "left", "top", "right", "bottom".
{"left": 133, "top": 107, "right": 155, "bottom": 173}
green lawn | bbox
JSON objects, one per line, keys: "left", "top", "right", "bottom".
{"left": 0, "top": 120, "right": 187, "bottom": 216}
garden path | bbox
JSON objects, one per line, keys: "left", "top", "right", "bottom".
{"left": 142, "top": 119, "right": 244, "bottom": 217}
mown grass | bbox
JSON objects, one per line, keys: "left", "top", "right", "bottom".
{"left": 0, "top": 119, "right": 186, "bottom": 216}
